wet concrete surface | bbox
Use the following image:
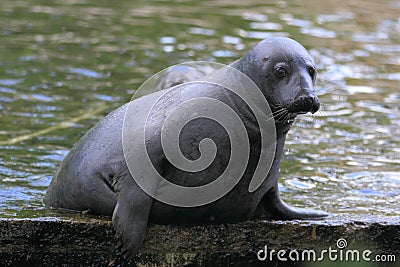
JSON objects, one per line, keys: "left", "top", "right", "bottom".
{"left": 0, "top": 216, "right": 399, "bottom": 266}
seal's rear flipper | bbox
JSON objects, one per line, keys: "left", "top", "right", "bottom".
{"left": 260, "top": 188, "right": 329, "bottom": 220}
{"left": 112, "top": 171, "right": 153, "bottom": 259}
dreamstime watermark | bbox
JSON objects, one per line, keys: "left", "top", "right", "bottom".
{"left": 257, "top": 238, "right": 397, "bottom": 263}
{"left": 122, "top": 61, "right": 277, "bottom": 207}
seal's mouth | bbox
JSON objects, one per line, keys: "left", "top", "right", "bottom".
{"left": 288, "top": 95, "right": 320, "bottom": 115}
{"left": 284, "top": 109, "right": 314, "bottom": 123}
{"left": 287, "top": 110, "right": 309, "bottom": 121}
{"left": 273, "top": 97, "right": 319, "bottom": 124}
{"left": 272, "top": 109, "right": 297, "bottom": 124}
{"left": 272, "top": 93, "right": 320, "bottom": 124}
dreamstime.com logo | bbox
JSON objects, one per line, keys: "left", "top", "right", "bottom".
{"left": 257, "top": 238, "right": 397, "bottom": 263}
{"left": 122, "top": 61, "right": 277, "bottom": 207}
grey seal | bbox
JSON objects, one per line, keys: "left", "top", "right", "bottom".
{"left": 44, "top": 37, "right": 328, "bottom": 258}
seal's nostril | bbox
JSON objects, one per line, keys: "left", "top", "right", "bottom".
{"left": 311, "top": 96, "right": 320, "bottom": 114}
{"left": 290, "top": 93, "right": 320, "bottom": 114}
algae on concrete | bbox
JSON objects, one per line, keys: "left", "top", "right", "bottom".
{"left": 0, "top": 216, "right": 399, "bottom": 266}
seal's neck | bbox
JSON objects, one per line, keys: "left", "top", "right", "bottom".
{"left": 276, "top": 121, "right": 293, "bottom": 137}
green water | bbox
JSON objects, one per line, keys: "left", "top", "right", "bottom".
{"left": 0, "top": 0, "right": 399, "bottom": 219}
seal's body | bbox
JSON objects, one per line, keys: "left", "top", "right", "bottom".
{"left": 45, "top": 37, "right": 328, "bottom": 258}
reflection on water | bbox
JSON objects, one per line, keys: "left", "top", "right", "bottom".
{"left": 0, "top": 0, "right": 399, "bottom": 218}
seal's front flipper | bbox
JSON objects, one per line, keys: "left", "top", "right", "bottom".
{"left": 112, "top": 171, "right": 153, "bottom": 259}
{"left": 260, "top": 188, "right": 329, "bottom": 220}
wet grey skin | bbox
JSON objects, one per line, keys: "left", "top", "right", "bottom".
{"left": 44, "top": 37, "right": 328, "bottom": 259}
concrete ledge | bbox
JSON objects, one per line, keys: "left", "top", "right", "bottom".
{"left": 1, "top": 217, "right": 399, "bottom": 266}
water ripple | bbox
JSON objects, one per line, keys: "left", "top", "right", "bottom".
{"left": 67, "top": 68, "right": 103, "bottom": 78}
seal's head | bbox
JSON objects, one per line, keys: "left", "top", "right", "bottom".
{"left": 236, "top": 37, "right": 320, "bottom": 125}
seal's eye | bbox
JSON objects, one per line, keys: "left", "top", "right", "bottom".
{"left": 274, "top": 66, "right": 287, "bottom": 79}
{"left": 308, "top": 66, "right": 316, "bottom": 81}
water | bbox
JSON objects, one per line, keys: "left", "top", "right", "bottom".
{"left": 0, "top": 0, "right": 399, "bottom": 219}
